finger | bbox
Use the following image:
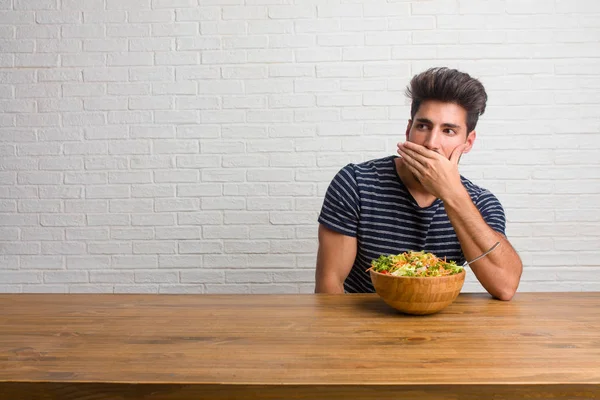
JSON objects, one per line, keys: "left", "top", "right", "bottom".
{"left": 398, "top": 146, "right": 428, "bottom": 168}
{"left": 402, "top": 141, "right": 440, "bottom": 160}
{"left": 450, "top": 144, "right": 468, "bottom": 165}
{"left": 398, "top": 148, "right": 426, "bottom": 174}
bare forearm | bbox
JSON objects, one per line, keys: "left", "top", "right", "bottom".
{"left": 443, "top": 188, "right": 522, "bottom": 300}
{"left": 315, "top": 275, "right": 344, "bottom": 294}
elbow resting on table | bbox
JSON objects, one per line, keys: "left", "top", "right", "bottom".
{"left": 492, "top": 278, "right": 520, "bottom": 301}
{"left": 495, "top": 289, "right": 516, "bottom": 302}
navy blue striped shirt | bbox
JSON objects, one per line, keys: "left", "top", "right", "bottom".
{"left": 318, "top": 155, "right": 506, "bottom": 293}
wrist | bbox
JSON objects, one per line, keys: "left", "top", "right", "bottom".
{"left": 441, "top": 186, "right": 471, "bottom": 211}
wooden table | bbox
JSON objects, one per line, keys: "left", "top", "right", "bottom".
{"left": 1, "top": 293, "right": 599, "bottom": 399}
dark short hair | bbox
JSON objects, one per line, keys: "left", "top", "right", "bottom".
{"left": 405, "top": 67, "right": 487, "bottom": 133}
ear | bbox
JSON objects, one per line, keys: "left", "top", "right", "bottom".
{"left": 463, "top": 130, "right": 476, "bottom": 154}
{"left": 405, "top": 119, "right": 412, "bottom": 141}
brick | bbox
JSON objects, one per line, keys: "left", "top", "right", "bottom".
{"left": 108, "top": 172, "right": 152, "bottom": 185}
{"left": 154, "top": 227, "right": 202, "bottom": 240}
{"left": 340, "top": 18, "right": 383, "bottom": 32}
{"left": 0, "top": 157, "right": 37, "bottom": 170}
{"left": 203, "top": 255, "right": 247, "bottom": 269}
{"left": 0, "top": 242, "right": 40, "bottom": 255}
{"left": 83, "top": 10, "right": 127, "bottom": 23}
{"left": 130, "top": 156, "right": 173, "bottom": 169}
{"left": 248, "top": 254, "right": 294, "bottom": 268}
{"left": 132, "top": 184, "right": 175, "bottom": 198}
{"left": 44, "top": 271, "right": 88, "bottom": 284}
{"left": 85, "top": 157, "right": 128, "bottom": 170}
{"left": 177, "top": 183, "right": 221, "bottom": 197}
{"left": 67, "top": 256, "right": 110, "bottom": 269}
{"left": 178, "top": 212, "right": 222, "bottom": 226}
{"left": 109, "top": 199, "right": 153, "bottom": 213}
{"left": 65, "top": 172, "right": 107, "bottom": 185}
{"left": 18, "top": 200, "right": 61, "bottom": 213}
{"left": 317, "top": 5, "right": 362, "bottom": 17}
{"left": 18, "top": 172, "right": 61, "bottom": 185}
{"left": 131, "top": 213, "right": 175, "bottom": 226}
{"left": 0, "top": 228, "right": 18, "bottom": 240}
{"left": 272, "top": 270, "right": 314, "bottom": 283}
{"left": 0, "top": 271, "right": 41, "bottom": 284}
{"left": 16, "top": 113, "right": 60, "bottom": 126}
{"left": 204, "top": 226, "right": 249, "bottom": 239}
{"left": 84, "top": 128, "right": 127, "bottom": 141}
{"left": 106, "top": 0, "right": 150, "bottom": 9}
{"left": 155, "top": 198, "right": 200, "bottom": 212}
{"left": 129, "top": 125, "right": 174, "bottom": 139}
{"left": 158, "top": 255, "right": 201, "bottom": 269}
{"left": 223, "top": 211, "right": 268, "bottom": 225}
{"left": 85, "top": 185, "right": 129, "bottom": 199}
{"left": 247, "top": 198, "right": 293, "bottom": 211}
{"left": 177, "top": 126, "right": 219, "bottom": 139}
{"left": 152, "top": 23, "right": 198, "bottom": 37}
{"left": 223, "top": 183, "right": 268, "bottom": 196}
{"left": 111, "top": 228, "right": 154, "bottom": 240}
{"left": 87, "top": 214, "right": 130, "bottom": 226}
{"left": 63, "top": 0, "right": 104, "bottom": 9}
{"left": 42, "top": 241, "right": 87, "bottom": 255}
{"left": 271, "top": 240, "right": 317, "bottom": 254}
{"left": 66, "top": 228, "right": 109, "bottom": 240}
{"left": 249, "top": 226, "right": 294, "bottom": 239}
{"left": 223, "top": 241, "right": 269, "bottom": 254}
{"left": 180, "top": 270, "right": 224, "bottom": 283}
{"left": 109, "top": 140, "right": 151, "bottom": 155}
{"left": 39, "top": 186, "right": 82, "bottom": 199}
{"left": 179, "top": 241, "right": 223, "bottom": 254}
{"left": 133, "top": 241, "right": 177, "bottom": 254}
{"left": 90, "top": 271, "right": 134, "bottom": 284}
{"left": 155, "top": 51, "right": 199, "bottom": 65}
{"left": 37, "top": 11, "right": 82, "bottom": 23}
{"left": 154, "top": 170, "right": 199, "bottom": 183}
{"left": 108, "top": 111, "right": 153, "bottom": 124}
{"left": 89, "top": 241, "right": 132, "bottom": 254}
{"left": 201, "top": 49, "right": 246, "bottom": 64}
{"left": 296, "top": 48, "right": 341, "bottom": 63}
{"left": 135, "top": 270, "right": 178, "bottom": 283}
{"left": 246, "top": 20, "right": 290, "bottom": 34}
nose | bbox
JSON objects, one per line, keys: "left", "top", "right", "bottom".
{"left": 422, "top": 128, "right": 441, "bottom": 152}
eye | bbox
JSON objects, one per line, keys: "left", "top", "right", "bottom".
{"left": 416, "top": 124, "right": 428, "bottom": 130}
{"left": 444, "top": 129, "right": 456, "bottom": 135}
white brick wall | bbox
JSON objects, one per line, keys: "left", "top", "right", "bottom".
{"left": 1, "top": 0, "right": 599, "bottom": 294}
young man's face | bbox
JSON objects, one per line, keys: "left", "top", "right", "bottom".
{"left": 405, "top": 100, "right": 476, "bottom": 161}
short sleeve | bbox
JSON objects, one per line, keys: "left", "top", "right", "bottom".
{"left": 318, "top": 164, "right": 360, "bottom": 238}
{"left": 476, "top": 189, "right": 506, "bottom": 236}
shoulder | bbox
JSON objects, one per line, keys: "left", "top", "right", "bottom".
{"left": 338, "top": 155, "right": 396, "bottom": 178}
{"left": 460, "top": 176, "right": 503, "bottom": 208}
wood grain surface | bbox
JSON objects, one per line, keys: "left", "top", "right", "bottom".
{"left": 1, "top": 292, "right": 599, "bottom": 399}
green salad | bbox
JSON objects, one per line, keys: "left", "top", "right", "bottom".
{"left": 370, "top": 250, "right": 464, "bottom": 277}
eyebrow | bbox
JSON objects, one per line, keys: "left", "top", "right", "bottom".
{"left": 415, "top": 118, "right": 461, "bottom": 130}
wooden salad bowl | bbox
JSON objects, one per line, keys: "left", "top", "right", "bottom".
{"left": 369, "top": 269, "right": 466, "bottom": 315}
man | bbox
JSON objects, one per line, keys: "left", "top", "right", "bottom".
{"left": 315, "top": 67, "right": 522, "bottom": 300}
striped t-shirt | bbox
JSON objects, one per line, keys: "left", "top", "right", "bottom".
{"left": 318, "top": 155, "right": 506, "bottom": 293}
